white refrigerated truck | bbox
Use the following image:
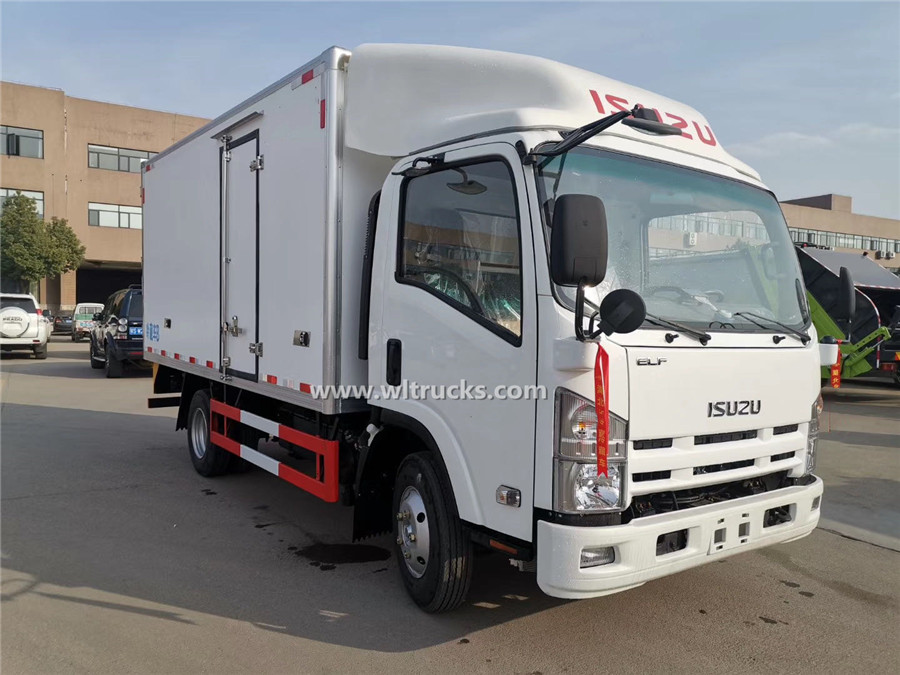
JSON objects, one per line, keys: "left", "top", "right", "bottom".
{"left": 144, "top": 44, "right": 827, "bottom": 612}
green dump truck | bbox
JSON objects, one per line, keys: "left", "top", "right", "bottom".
{"left": 796, "top": 245, "right": 900, "bottom": 386}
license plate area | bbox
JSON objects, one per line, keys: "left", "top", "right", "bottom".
{"left": 708, "top": 511, "right": 753, "bottom": 554}
{"left": 129, "top": 326, "right": 143, "bottom": 337}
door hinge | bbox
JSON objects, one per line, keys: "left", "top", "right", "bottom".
{"left": 249, "top": 342, "right": 263, "bottom": 357}
{"left": 224, "top": 150, "right": 232, "bottom": 162}
{"left": 250, "top": 155, "right": 264, "bottom": 172}
{"left": 221, "top": 356, "right": 232, "bottom": 368}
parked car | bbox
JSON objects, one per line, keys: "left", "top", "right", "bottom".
{"left": 42, "top": 309, "right": 54, "bottom": 335}
{"left": 89, "top": 285, "right": 144, "bottom": 377}
{"left": 1, "top": 293, "right": 49, "bottom": 359}
{"left": 72, "top": 302, "right": 104, "bottom": 342}
{"left": 53, "top": 313, "right": 74, "bottom": 335}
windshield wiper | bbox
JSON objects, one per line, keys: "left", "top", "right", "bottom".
{"left": 732, "top": 311, "right": 811, "bottom": 345}
{"left": 645, "top": 312, "right": 711, "bottom": 345}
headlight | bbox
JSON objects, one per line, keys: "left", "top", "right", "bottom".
{"left": 804, "top": 394, "right": 822, "bottom": 476}
{"left": 554, "top": 388, "right": 627, "bottom": 512}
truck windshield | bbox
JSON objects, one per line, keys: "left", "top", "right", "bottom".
{"left": 536, "top": 148, "right": 808, "bottom": 333}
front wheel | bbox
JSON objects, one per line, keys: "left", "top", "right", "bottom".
{"left": 393, "top": 452, "right": 472, "bottom": 612}
{"left": 89, "top": 340, "right": 104, "bottom": 369}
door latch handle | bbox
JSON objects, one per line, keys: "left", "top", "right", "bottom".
{"left": 222, "top": 316, "right": 243, "bottom": 337}
{"left": 386, "top": 338, "right": 402, "bottom": 386}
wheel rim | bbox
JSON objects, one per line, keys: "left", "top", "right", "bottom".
{"left": 397, "top": 486, "right": 430, "bottom": 578}
{"left": 190, "top": 407, "right": 209, "bottom": 459}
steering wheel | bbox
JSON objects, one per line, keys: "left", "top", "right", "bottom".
{"left": 647, "top": 286, "right": 697, "bottom": 304}
{"left": 407, "top": 267, "right": 485, "bottom": 315}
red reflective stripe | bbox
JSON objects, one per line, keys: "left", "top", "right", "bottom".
{"left": 320, "top": 99, "right": 326, "bottom": 129}
{"left": 174, "top": 353, "right": 181, "bottom": 360}
{"left": 299, "top": 383, "right": 311, "bottom": 394}
{"left": 206, "top": 360, "right": 214, "bottom": 368}
{"left": 161, "top": 350, "right": 167, "bottom": 357}
{"left": 301, "top": 69, "right": 314, "bottom": 84}
{"left": 266, "top": 374, "right": 278, "bottom": 384}
{"left": 211, "top": 431, "right": 241, "bottom": 457}
{"left": 189, "top": 356, "right": 196, "bottom": 364}
{"left": 594, "top": 344, "right": 610, "bottom": 477}
{"left": 210, "top": 399, "right": 241, "bottom": 422}
{"left": 147, "top": 346, "right": 153, "bottom": 353}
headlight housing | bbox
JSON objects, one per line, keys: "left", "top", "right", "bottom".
{"left": 553, "top": 388, "right": 627, "bottom": 512}
{"left": 804, "top": 394, "right": 823, "bottom": 476}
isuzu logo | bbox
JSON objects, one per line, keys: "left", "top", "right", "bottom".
{"left": 707, "top": 400, "right": 762, "bottom": 417}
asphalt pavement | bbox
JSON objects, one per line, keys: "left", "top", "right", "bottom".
{"left": 1, "top": 338, "right": 898, "bottom": 674}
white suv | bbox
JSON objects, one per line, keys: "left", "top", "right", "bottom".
{"left": 1, "top": 293, "right": 49, "bottom": 359}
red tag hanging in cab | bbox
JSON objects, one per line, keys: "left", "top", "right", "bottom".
{"left": 594, "top": 344, "right": 610, "bottom": 477}
{"left": 830, "top": 345, "right": 842, "bottom": 389}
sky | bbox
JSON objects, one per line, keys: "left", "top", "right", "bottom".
{"left": 2, "top": 1, "right": 899, "bottom": 219}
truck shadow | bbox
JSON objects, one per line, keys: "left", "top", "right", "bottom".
{"left": 1, "top": 402, "right": 565, "bottom": 651}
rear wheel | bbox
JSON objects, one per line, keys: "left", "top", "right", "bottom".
{"left": 105, "top": 345, "right": 123, "bottom": 378}
{"left": 188, "top": 389, "right": 232, "bottom": 476}
{"left": 392, "top": 452, "right": 472, "bottom": 612}
{"left": 33, "top": 344, "right": 47, "bottom": 360}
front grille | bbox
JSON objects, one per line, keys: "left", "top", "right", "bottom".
{"left": 633, "top": 438, "right": 673, "bottom": 450}
{"left": 770, "top": 451, "right": 796, "bottom": 462}
{"left": 695, "top": 430, "right": 757, "bottom": 446}
{"left": 773, "top": 424, "right": 799, "bottom": 435}
{"left": 633, "top": 470, "right": 672, "bottom": 482}
{"left": 693, "top": 458, "right": 755, "bottom": 475}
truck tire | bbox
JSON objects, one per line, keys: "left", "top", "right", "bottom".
{"left": 33, "top": 344, "right": 48, "bottom": 360}
{"left": 393, "top": 452, "right": 472, "bottom": 612}
{"left": 105, "top": 346, "right": 123, "bottom": 378}
{"left": 89, "top": 340, "right": 104, "bottom": 369}
{"left": 187, "top": 389, "right": 232, "bottom": 477}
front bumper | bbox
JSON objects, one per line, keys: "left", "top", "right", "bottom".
{"left": 536, "top": 477, "right": 823, "bottom": 599}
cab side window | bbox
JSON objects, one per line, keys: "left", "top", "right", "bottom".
{"left": 397, "top": 160, "right": 522, "bottom": 343}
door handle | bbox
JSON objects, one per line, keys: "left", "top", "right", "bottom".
{"left": 386, "top": 339, "right": 402, "bottom": 386}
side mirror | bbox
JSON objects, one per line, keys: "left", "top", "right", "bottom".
{"left": 836, "top": 266, "right": 856, "bottom": 321}
{"left": 549, "top": 194, "right": 608, "bottom": 287}
{"left": 595, "top": 289, "right": 647, "bottom": 336}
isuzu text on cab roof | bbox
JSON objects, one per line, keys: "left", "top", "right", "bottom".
{"left": 143, "top": 44, "right": 835, "bottom": 611}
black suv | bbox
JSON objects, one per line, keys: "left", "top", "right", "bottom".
{"left": 90, "top": 285, "right": 144, "bottom": 377}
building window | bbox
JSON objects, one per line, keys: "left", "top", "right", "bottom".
{"left": 88, "top": 202, "right": 142, "bottom": 229}
{"left": 0, "top": 188, "right": 44, "bottom": 217}
{"left": 1, "top": 125, "right": 44, "bottom": 158}
{"left": 88, "top": 144, "right": 153, "bottom": 173}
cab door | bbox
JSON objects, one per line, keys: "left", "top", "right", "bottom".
{"left": 370, "top": 144, "right": 538, "bottom": 542}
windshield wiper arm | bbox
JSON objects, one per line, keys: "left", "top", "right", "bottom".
{"left": 732, "top": 311, "right": 811, "bottom": 344}
{"left": 645, "top": 312, "right": 711, "bottom": 345}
